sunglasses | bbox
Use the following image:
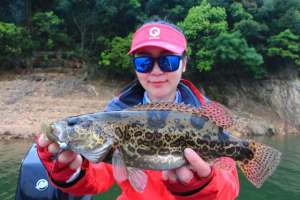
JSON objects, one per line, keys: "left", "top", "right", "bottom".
{"left": 133, "top": 55, "right": 182, "bottom": 73}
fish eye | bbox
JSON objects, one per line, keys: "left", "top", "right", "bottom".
{"left": 67, "top": 117, "right": 81, "bottom": 126}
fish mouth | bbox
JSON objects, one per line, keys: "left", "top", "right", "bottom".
{"left": 49, "top": 121, "right": 69, "bottom": 148}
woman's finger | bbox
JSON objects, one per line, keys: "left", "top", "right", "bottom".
{"left": 58, "top": 150, "right": 77, "bottom": 164}
{"left": 38, "top": 134, "right": 51, "bottom": 147}
{"left": 162, "top": 170, "right": 169, "bottom": 181}
{"left": 69, "top": 154, "right": 83, "bottom": 170}
{"left": 48, "top": 142, "right": 60, "bottom": 154}
{"left": 175, "top": 166, "right": 194, "bottom": 184}
{"left": 166, "top": 170, "right": 177, "bottom": 183}
{"left": 184, "top": 148, "right": 211, "bottom": 178}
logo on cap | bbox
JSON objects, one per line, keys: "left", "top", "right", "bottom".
{"left": 149, "top": 27, "right": 160, "bottom": 39}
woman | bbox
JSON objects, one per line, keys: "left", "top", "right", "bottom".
{"left": 37, "top": 20, "right": 239, "bottom": 200}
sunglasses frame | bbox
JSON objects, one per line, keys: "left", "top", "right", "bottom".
{"left": 133, "top": 54, "right": 183, "bottom": 73}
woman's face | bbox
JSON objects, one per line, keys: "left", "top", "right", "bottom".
{"left": 134, "top": 46, "right": 186, "bottom": 102}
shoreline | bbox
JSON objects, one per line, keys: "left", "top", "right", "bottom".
{"left": 1, "top": 68, "right": 299, "bottom": 141}
{"left": 0, "top": 68, "right": 124, "bottom": 142}
{"left": 0, "top": 133, "right": 34, "bottom": 141}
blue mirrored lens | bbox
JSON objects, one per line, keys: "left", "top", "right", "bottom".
{"left": 133, "top": 57, "right": 153, "bottom": 73}
{"left": 159, "top": 55, "right": 181, "bottom": 72}
{"left": 133, "top": 55, "right": 181, "bottom": 73}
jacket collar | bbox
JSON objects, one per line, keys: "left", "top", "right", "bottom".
{"left": 105, "top": 79, "right": 203, "bottom": 111}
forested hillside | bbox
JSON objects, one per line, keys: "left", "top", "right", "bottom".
{"left": 0, "top": 0, "right": 299, "bottom": 78}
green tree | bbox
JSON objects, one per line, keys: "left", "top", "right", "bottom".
{"left": 258, "top": 0, "right": 300, "bottom": 35}
{"left": 267, "top": 29, "right": 300, "bottom": 66}
{"left": 208, "top": 0, "right": 234, "bottom": 8}
{"left": 233, "top": 19, "right": 269, "bottom": 45}
{"left": 227, "top": 2, "right": 253, "bottom": 26}
{"left": 0, "top": 0, "right": 26, "bottom": 23}
{"left": 277, "top": 8, "right": 300, "bottom": 35}
{"left": 179, "top": 1, "right": 265, "bottom": 76}
{"left": 0, "top": 21, "right": 32, "bottom": 62}
{"left": 31, "top": 11, "right": 69, "bottom": 50}
{"left": 96, "top": 0, "right": 143, "bottom": 37}
{"left": 178, "top": 0, "right": 227, "bottom": 71}
{"left": 142, "top": 0, "right": 200, "bottom": 23}
{"left": 179, "top": 0, "right": 227, "bottom": 41}
{"left": 55, "top": 0, "right": 99, "bottom": 54}
{"left": 98, "top": 34, "right": 133, "bottom": 74}
{"left": 54, "top": 0, "right": 143, "bottom": 56}
{"left": 212, "top": 31, "right": 264, "bottom": 75}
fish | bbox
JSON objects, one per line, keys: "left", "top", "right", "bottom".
{"left": 42, "top": 101, "right": 281, "bottom": 192}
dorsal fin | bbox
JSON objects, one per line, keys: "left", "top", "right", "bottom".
{"left": 128, "top": 101, "right": 234, "bottom": 128}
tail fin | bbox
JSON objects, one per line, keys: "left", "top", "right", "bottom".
{"left": 238, "top": 141, "right": 281, "bottom": 188}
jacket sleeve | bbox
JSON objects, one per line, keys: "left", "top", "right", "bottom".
{"left": 164, "top": 157, "right": 240, "bottom": 200}
{"left": 52, "top": 161, "right": 115, "bottom": 196}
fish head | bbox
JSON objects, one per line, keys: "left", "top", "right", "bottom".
{"left": 53, "top": 115, "right": 111, "bottom": 151}
{"left": 44, "top": 119, "right": 71, "bottom": 149}
{"left": 53, "top": 115, "right": 113, "bottom": 162}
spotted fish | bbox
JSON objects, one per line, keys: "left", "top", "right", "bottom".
{"left": 43, "top": 102, "right": 281, "bottom": 192}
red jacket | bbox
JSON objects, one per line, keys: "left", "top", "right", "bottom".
{"left": 54, "top": 158, "right": 239, "bottom": 200}
{"left": 48, "top": 80, "right": 240, "bottom": 200}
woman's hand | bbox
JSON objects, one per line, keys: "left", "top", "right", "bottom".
{"left": 37, "top": 134, "right": 83, "bottom": 182}
{"left": 162, "top": 148, "right": 211, "bottom": 184}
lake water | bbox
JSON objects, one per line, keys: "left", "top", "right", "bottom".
{"left": 0, "top": 135, "right": 299, "bottom": 200}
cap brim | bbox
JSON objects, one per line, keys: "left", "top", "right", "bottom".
{"left": 128, "top": 41, "right": 185, "bottom": 55}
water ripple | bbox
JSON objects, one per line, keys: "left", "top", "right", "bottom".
{"left": 0, "top": 140, "right": 31, "bottom": 200}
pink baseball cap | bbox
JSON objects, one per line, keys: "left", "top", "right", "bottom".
{"left": 129, "top": 23, "right": 187, "bottom": 55}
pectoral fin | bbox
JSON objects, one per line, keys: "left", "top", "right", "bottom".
{"left": 112, "top": 149, "right": 148, "bottom": 192}
{"left": 112, "top": 149, "right": 128, "bottom": 182}
{"left": 128, "top": 167, "right": 148, "bottom": 193}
